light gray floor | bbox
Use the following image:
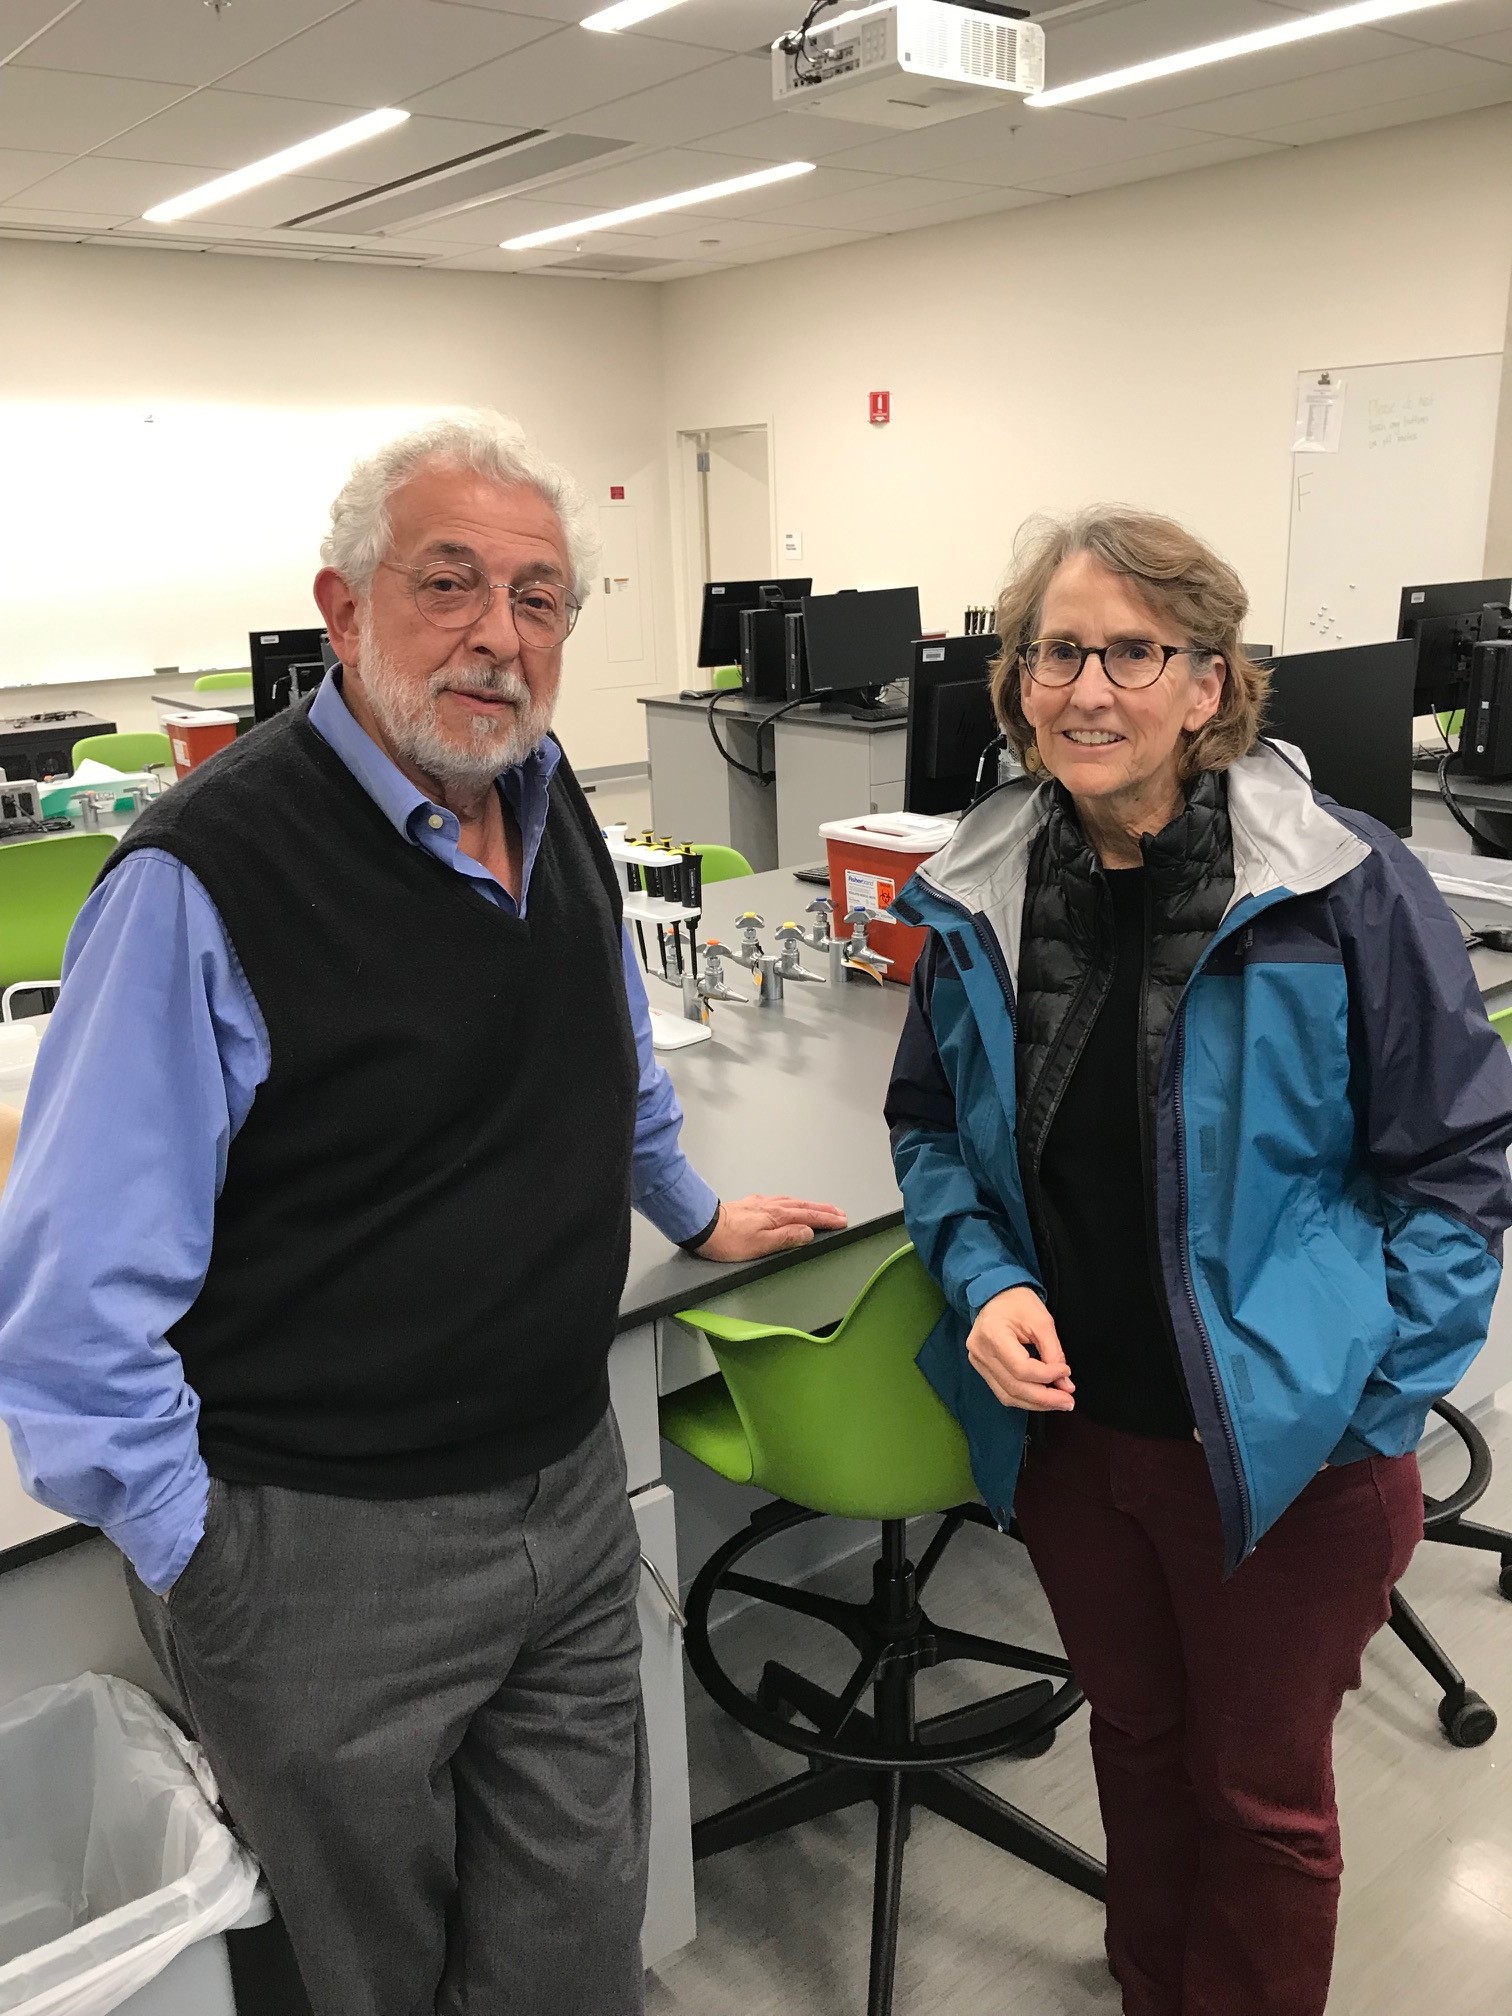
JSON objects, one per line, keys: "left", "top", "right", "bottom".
{"left": 647, "top": 1405, "right": 1512, "bottom": 2016}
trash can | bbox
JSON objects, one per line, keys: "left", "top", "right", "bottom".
{"left": 0, "top": 1674, "right": 262, "bottom": 2016}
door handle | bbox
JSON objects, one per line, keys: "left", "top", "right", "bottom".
{"left": 639, "top": 1551, "right": 687, "bottom": 1632}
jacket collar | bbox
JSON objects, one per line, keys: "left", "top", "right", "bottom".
{"left": 906, "top": 738, "right": 1371, "bottom": 990}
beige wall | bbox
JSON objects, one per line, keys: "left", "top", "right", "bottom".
{"left": 661, "top": 108, "right": 1512, "bottom": 656}
{"left": 1489, "top": 278, "right": 1512, "bottom": 578}
{"left": 1, "top": 243, "right": 678, "bottom": 771}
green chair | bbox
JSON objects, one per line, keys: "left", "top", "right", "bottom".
{"left": 69, "top": 732, "right": 174, "bottom": 775}
{"left": 0, "top": 834, "right": 118, "bottom": 1019}
{"left": 690, "top": 842, "right": 752, "bottom": 884}
{"left": 193, "top": 671, "right": 252, "bottom": 692}
{"left": 711, "top": 665, "right": 741, "bottom": 693}
{"left": 664, "top": 1243, "right": 1102, "bottom": 2014}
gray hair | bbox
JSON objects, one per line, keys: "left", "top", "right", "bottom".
{"left": 321, "top": 409, "right": 597, "bottom": 602}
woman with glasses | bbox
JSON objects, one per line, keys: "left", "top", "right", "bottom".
{"left": 885, "top": 508, "right": 1512, "bottom": 2015}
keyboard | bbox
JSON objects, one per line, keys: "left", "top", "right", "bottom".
{"left": 791, "top": 863, "right": 831, "bottom": 885}
{"left": 0, "top": 815, "right": 74, "bottom": 842}
{"left": 841, "top": 701, "right": 908, "bottom": 723}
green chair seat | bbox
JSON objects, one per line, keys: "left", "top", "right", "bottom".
{"left": 711, "top": 665, "right": 741, "bottom": 692}
{"left": 193, "top": 671, "right": 252, "bottom": 692}
{"left": 0, "top": 833, "right": 119, "bottom": 997}
{"left": 690, "top": 842, "right": 753, "bottom": 884}
{"left": 663, "top": 1243, "right": 977, "bottom": 1519}
{"left": 69, "top": 732, "right": 174, "bottom": 774}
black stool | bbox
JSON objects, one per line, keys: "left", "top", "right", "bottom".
{"left": 683, "top": 1500, "right": 1105, "bottom": 2016}
{"left": 1386, "top": 1400, "right": 1512, "bottom": 1747}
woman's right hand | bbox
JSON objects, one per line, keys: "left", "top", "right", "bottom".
{"left": 966, "top": 1287, "right": 1076, "bottom": 1412}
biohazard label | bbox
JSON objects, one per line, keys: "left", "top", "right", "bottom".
{"left": 844, "top": 869, "right": 896, "bottom": 917}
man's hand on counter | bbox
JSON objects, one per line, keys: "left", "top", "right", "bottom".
{"left": 692, "top": 1196, "right": 849, "bottom": 1262}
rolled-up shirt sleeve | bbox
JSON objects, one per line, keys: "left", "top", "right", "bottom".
{"left": 0, "top": 850, "right": 268, "bottom": 1594}
{"left": 620, "top": 926, "right": 719, "bottom": 1246}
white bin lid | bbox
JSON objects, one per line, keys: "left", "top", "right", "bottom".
{"left": 819, "top": 812, "right": 958, "bottom": 853}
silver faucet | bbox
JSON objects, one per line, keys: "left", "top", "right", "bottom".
{"left": 774, "top": 922, "right": 824, "bottom": 984}
{"left": 730, "top": 910, "right": 766, "bottom": 971}
{"left": 804, "top": 897, "right": 848, "bottom": 987}
{"left": 696, "top": 940, "right": 747, "bottom": 1008}
{"left": 843, "top": 906, "right": 893, "bottom": 984}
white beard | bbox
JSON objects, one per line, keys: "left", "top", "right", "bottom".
{"left": 355, "top": 609, "right": 559, "bottom": 792}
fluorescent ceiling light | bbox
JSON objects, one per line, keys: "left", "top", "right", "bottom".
{"left": 1027, "top": 0, "right": 1467, "bottom": 109}
{"left": 500, "top": 161, "right": 816, "bottom": 250}
{"left": 142, "top": 108, "right": 411, "bottom": 223}
{"left": 581, "top": 0, "right": 693, "bottom": 29}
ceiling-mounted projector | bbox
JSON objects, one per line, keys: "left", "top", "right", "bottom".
{"left": 773, "top": 0, "right": 1045, "bottom": 130}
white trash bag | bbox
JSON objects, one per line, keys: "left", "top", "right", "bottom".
{"left": 0, "top": 1674, "right": 260, "bottom": 2016}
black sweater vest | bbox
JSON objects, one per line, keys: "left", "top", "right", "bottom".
{"left": 102, "top": 702, "right": 637, "bottom": 1497}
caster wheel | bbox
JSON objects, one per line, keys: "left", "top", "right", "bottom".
{"left": 1011, "top": 1727, "right": 1057, "bottom": 1759}
{"left": 1497, "top": 1561, "right": 1512, "bottom": 1601}
{"left": 1440, "top": 1692, "right": 1498, "bottom": 1748}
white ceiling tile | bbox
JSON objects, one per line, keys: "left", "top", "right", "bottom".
{"left": 1, "top": 0, "right": 89, "bottom": 63}
{"left": 2, "top": 154, "right": 231, "bottom": 216}
{"left": 572, "top": 53, "right": 775, "bottom": 144}
{"left": 753, "top": 172, "right": 1000, "bottom": 229}
{"left": 608, "top": 0, "right": 802, "bottom": 56}
{"left": 0, "top": 204, "right": 135, "bottom": 229}
{"left": 405, "top": 25, "right": 723, "bottom": 122}
{"left": 1068, "top": 27, "right": 1458, "bottom": 122}
{"left": 532, "top": 144, "right": 775, "bottom": 204}
{"left": 8, "top": 0, "right": 355, "bottom": 88}
{"left": 1458, "top": 27, "right": 1512, "bottom": 64}
{"left": 700, "top": 225, "right": 878, "bottom": 264}
{"left": 1017, "top": 132, "right": 1284, "bottom": 196}
{"left": 665, "top": 160, "right": 900, "bottom": 219}
{"left": 690, "top": 110, "right": 898, "bottom": 160}
{"left": 0, "top": 67, "right": 186, "bottom": 152}
{"left": 93, "top": 89, "right": 362, "bottom": 165}
{"left": 431, "top": 0, "right": 610, "bottom": 20}
{"left": 406, "top": 190, "right": 663, "bottom": 239}
{"left": 825, "top": 104, "right": 1222, "bottom": 187}
{"left": 1043, "top": 0, "right": 1311, "bottom": 77}
{"left": 1346, "top": 0, "right": 1512, "bottom": 44}
{"left": 870, "top": 184, "right": 1056, "bottom": 233}
{"left": 1149, "top": 46, "right": 1512, "bottom": 136}
{"left": 0, "top": 148, "right": 72, "bottom": 203}
{"left": 1246, "top": 72, "right": 1512, "bottom": 144}
{"left": 217, "top": 0, "right": 556, "bottom": 105}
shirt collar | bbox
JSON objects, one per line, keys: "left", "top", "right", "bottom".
{"left": 307, "top": 669, "right": 561, "bottom": 842}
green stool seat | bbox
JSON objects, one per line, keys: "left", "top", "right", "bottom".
{"left": 69, "top": 731, "right": 174, "bottom": 774}
{"left": 666, "top": 1242, "right": 1102, "bottom": 2015}
{"left": 688, "top": 842, "right": 753, "bottom": 885}
{"left": 193, "top": 671, "right": 252, "bottom": 692}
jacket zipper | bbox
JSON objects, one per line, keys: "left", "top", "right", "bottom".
{"left": 1170, "top": 995, "right": 1252, "bottom": 1560}
{"left": 1135, "top": 872, "right": 1192, "bottom": 1403}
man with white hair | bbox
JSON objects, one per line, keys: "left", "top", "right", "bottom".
{"left": 0, "top": 413, "right": 844, "bottom": 2015}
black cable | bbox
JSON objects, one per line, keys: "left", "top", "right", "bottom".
{"left": 1437, "top": 750, "right": 1511, "bottom": 858}
{"left": 781, "top": 0, "right": 841, "bottom": 81}
{"left": 1446, "top": 903, "right": 1486, "bottom": 951}
{"left": 706, "top": 691, "right": 771, "bottom": 784}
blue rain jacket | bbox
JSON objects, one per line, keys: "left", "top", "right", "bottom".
{"left": 886, "top": 742, "right": 1512, "bottom": 1572}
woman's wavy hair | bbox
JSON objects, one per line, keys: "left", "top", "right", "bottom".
{"left": 990, "top": 508, "right": 1270, "bottom": 782}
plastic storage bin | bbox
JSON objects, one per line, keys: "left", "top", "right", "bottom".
{"left": 819, "top": 813, "right": 957, "bottom": 985}
{"left": 164, "top": 713, "right": 238, "bottom": 778}
{"left": 0, "top": 1674, "right": 261, "bottom": 2016}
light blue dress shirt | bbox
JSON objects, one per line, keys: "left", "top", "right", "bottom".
{"left": 0, "top": 675, "right": 717, "bottom": 1593}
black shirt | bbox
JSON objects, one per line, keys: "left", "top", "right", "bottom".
{"left": 1036, "top": 866, "right": 1195, "bottom": 1439}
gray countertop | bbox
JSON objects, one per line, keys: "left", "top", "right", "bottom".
{"left": 620, "top": 866, "right": 908, "bottom": 1328}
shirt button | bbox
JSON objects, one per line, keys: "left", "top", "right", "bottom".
{"left": 427, "top": 813, "right": 444, "bottom": 830}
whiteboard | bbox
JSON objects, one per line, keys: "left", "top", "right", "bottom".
{"left": 1282, "top": 355, "right": 1504, "bottom": 656}
{"left": 0, "top": 400, "right": 443, "bottom": 689}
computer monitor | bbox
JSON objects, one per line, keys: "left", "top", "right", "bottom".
{"left": 1262, "top": 639, "right": 1417, "bottom": 835}
{"left": 250, "top": 627, "right": 334, "bottom": 723}
{"left": 904, "top": 635, "right": 1000, "bottom": 816}
{"left": 801, "top": 587, "right": 923, "bottom": 699}
{"left": 697, "top": 578, "right": 811, "bottom": 669}
{"left": 1398, "top": 578, "right": 1512, "bottom": 714}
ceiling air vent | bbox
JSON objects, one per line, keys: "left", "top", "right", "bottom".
{"left": 281, "top": 131, "right": 630, "bottom": 235}
{"left": 534, "top": 253, "right": 669, "bottom": 277}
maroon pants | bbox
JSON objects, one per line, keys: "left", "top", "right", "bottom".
{"left": 1014, "top": 1414, "right": 1423, "bottom": 2016}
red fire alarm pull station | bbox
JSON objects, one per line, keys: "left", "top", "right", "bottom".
{"left": 869, "top": 391, "right": 890, "bottom": 426}
{"left": 609, "top": 484, "right": 625, "bottom": 500}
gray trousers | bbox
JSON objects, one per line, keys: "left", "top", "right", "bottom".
{"left": 126, "top": 1409, "right": 648, "bottom": 2016}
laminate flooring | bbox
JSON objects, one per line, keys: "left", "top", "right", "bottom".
{"left": 646, "top": 1405, "right": 1512, "bottom": 2015}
